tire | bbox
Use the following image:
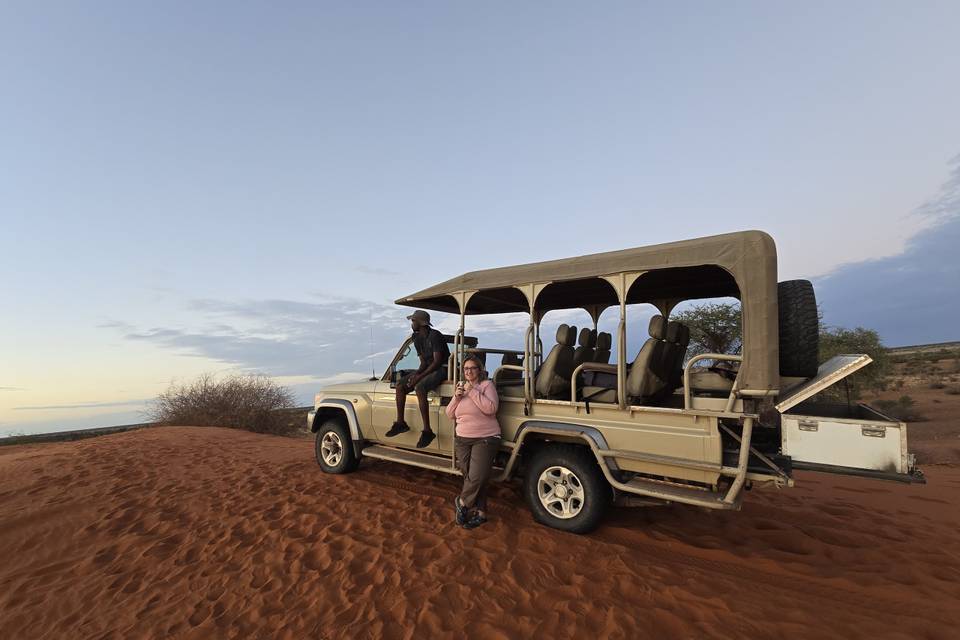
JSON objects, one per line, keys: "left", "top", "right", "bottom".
{"left": 777, "top": 279, "right": 819, "bottom": 378}
{"left": 523, "top": 444, "right": 610, "bottom": 534}
{"left": 315, "top": 419, "right": 359, "bottom": 474}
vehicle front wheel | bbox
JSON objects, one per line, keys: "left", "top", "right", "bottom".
{"left": 315, "top": 419, "right": 359, "bottom": 474}
{"left": 523, "top": 445, "right": 610, "bottom": 534}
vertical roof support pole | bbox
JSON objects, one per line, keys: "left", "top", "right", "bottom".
{"left": 516, "top": 283, "right": 551, "bottom": 412}
{"left": 452, "top": 291, "right": 476, "bottom": 388}
{"left": 601, "top": 272, "right": 645, "bottom": 410}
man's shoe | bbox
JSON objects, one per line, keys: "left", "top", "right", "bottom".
{"left": 416, "top": 431, "right": 436, "bottom": 448}
{"left": 385, "top": 422, "right": 410, "bottom": 438}
{"left": 455, "top": 497, "right": 468, "bottom": 526}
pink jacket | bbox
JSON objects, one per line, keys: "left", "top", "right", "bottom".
{"left": 445, "top": 379, "right": 501, "bottom": 438}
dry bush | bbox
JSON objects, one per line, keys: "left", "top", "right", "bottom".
{"left": 875, "top": 395, "right": 926, "bottom": 422}
{"left": 150, "top": 374, "right": 299, "bottom": 435}
{"left": 929, "top": 381, "right": 946, "bottom": 390}
{"left": 946, "top": 386, "right": 960, "bottom": 396}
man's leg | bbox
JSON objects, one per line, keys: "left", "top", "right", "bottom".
{"left": 416, "top": 387, "right": 432, "bottom": 433}
{"left": 414, "top": 370, "right": 445, "bottom": 448}
{"left": 385, "top": 378, "right": 411, "bottom": 437}
{"left": 394, "top": 380, "right": 409, "bottom": 423}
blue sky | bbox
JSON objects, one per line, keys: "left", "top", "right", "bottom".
{"left": 2, "top": 1, "right": 959, "bottom": 435}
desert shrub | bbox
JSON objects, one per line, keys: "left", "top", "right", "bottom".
{"left": 875, "top": 395, "right": 926, "bottom": 421}
{"left": 150, "top": 373, "right": 298, "bottom": 435}
{"left": 929, "top": 381, "right": 946, "bottom": 390}
{"left": 946, "top": 386, "right": 960, "bottom": 396}
{"left": 818, "top": 325, "right": 889, "bottom": 399}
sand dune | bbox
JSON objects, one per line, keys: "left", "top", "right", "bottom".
{"left": 1, "top": 426, "right": 958, "bottom": 639}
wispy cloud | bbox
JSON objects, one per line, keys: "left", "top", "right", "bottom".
{"left": 103, "top": 294, "right": 445, "bottom": 379}
{"left": 14, "top": 399, "right": 150, "bottom": 411}
{"left": 916, "top": 153, "right": 960, "bottom": 222}
{"left": 0, "top": 387, "right": 26, "bottom": 392}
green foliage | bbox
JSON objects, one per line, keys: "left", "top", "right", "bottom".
{"left": 149, "top": 373, "right": 298, "bottom": 435}
{"left": 818, "top": 325, "right": 890, "bottom": 399}
{"left": 672, "top": 302, "right": 742, "bottom": 359}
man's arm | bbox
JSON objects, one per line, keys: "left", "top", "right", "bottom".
{"left": 416, "top": 354, "right": 429, "bottom": 374}
{"left": 417, "top": 351, "right": 444, "bottom": 377}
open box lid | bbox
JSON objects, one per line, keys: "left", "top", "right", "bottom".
{"left": 775, "top": 354, "right": 873, "bottom": 413}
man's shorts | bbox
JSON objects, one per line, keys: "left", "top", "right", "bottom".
{"left": 400, "top": 367, "right": 448, "bottom": 394}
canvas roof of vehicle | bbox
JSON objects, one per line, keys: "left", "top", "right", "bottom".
{"left": 396, "top": 230, "right": 779, "bottom": 394}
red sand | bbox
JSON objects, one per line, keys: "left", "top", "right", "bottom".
{"left": 1, "top": 426, "right": 959, "bottom": 639}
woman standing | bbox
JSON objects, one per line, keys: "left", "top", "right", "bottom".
{"left": 445, "top": 354, "right": 501, "bottom": 529}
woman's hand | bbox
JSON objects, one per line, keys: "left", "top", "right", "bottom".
{"left": 463, "top": 381, "right": 474, "bottom": 393}
{"left": 454, "top": 383, "right": 465, "bottom": 398}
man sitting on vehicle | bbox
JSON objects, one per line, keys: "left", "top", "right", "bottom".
{"left": 386, "top": 309, "right": 450, "bottom": 448}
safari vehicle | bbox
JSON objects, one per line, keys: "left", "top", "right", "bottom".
{"left": 309, "top": 231, "right": 923, "bottom": 534}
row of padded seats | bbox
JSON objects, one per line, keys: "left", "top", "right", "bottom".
{"left": 543, "top": 326, "right": 618, "bottom": 398}
{"left": 572, "top": 328, "right": 614, "bottom": 368}
{"left": 581, "top": 315, "right": 690, "bottom": 405}
{"left": 499, "top": 324, "right": 612, "bottom": 398}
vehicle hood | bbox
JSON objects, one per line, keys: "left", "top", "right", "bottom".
{"left": 315, "top": 379, "right": 378, "bottom": 401}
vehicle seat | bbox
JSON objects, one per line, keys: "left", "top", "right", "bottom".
{"left": 663, "top": 321, "right": 690, "bottom": 391}
{"left": 581, "top": 315, "right": 668, "bottom": 404}
{"left": 687, "top": 366, "right": 737, "bottom": 394}
{"left": 572, "top": 328, "right": 597, "bottom": 371}
{"left": 593, "top": 332, "right": 612, "bottom": 363}
{"left": 535, "top": 324, "right": 577, "bottom": 398}
{"left": 498, "top": 352, "right": 523, "bottom": 382}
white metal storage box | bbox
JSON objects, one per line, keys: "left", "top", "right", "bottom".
{"left": 781, "top": 402, "right": 910, "bottom": 474}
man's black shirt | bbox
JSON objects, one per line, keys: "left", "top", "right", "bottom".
{"left": 413, "top": 328, "right": 450, "bottom": 368}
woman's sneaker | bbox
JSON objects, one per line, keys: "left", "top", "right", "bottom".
{"left": 463, "top": 512, "right": 488, "bottom": 530}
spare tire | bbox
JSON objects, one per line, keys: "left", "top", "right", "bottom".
{"left": 778, "top": 280, "right": 819, "bottom": 378}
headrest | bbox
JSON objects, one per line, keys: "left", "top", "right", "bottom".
{"left": 578, "top": 328, "right": 596, "bottom": 348}
{"left": 666, "top": 321, "right": 683, "bottom": 344}
{"left": 596, "top": 332, "right": 612, "bottom": 350}
{"left": 648, "top": 315, "right": 666, "bottom": 340}
{"left": 502, "top": 352, "right": 521, "bottom": 366}
{"left": 676, "top": 324, "right": 690, "bottom": 347}
{"left": 556, "top": 324, "right": 577, "bottom": 346}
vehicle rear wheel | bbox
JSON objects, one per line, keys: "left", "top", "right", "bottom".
{"left": 315, "top": 419, "right": 359, "bottom": 474}
{"left": 778, "top": 279, "right": 819, "bottom": 378}
{"left": 523, "top": 445, "right": 610, "bottom": 534}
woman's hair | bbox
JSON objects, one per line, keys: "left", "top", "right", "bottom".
{"left": 462, "top": 353, "right": 488, "bottom": 382}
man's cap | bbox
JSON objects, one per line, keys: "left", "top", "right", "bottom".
{"left": 406, "top": 309, "right": 431, "bottom": 325}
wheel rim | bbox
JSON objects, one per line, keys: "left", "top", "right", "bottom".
{"left": 320, "top": 431, "right": 343, "bottom": 466}
{"left": 537, "top": 465, "right": 585, "bottom": 519}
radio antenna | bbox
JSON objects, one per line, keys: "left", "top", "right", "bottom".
{"left": 369, "top": 308, "right": 375, "bottom": 377}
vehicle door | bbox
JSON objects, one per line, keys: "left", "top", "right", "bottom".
{"left": 370, "top": 338, "right": 447, "bottom": 451}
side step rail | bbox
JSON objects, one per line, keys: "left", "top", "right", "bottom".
{"left": 362, "top": 444, "right": 461, "bottom": 476}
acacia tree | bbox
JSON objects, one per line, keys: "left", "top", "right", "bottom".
{"left": 672, "top": 302, "right": 742, "bottom": 358}
{"left": 818, "top": 325, "right": 890, "bottom": 398}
